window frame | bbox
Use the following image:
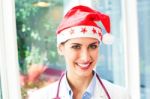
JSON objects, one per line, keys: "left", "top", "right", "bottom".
{"left": 122, "top": 0, "right": 141, "bottom": 99}
{"left": 0, "top": 0, "right": 21, "bottom": 99}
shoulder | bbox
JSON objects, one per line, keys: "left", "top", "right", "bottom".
{"left": 102, "top": 79, "right": 131, "bottom": 99}
{"left": 28, "top": 81, "right": 58, "bottom": 99}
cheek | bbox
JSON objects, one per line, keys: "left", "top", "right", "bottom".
{"left": 64, "top": 53, "right": 77, "bottom": 69}
{"left": 63, "top": 49, "right": 77, "bottom": 63}
{"left": 92, "top": 50, "right": 99, "bottom": 60}
{"left": 91, "top": 50, "right": 99, "bottom": 57}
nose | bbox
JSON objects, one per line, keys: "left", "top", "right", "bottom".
{"left": 80, "top": 49, "right": 91, "bottom": 62}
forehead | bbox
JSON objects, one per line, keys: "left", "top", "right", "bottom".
{"left": 65, "top": 37, "right": 99, "bottom": 45}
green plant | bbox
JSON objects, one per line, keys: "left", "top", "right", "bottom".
{"left": 15, "top": 0, "right": 63, "bottom": 73}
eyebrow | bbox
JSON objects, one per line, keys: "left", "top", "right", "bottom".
{"left": 71, "top": 41, "right": 99, "bottom": 45}
{"left": 89, "top": 41, "right": 99, "bottom": 45}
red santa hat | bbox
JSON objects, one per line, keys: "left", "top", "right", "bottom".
{"left": 56, "top": 5, "right": 113, "bottom": 46}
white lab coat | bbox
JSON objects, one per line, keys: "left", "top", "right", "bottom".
{"left": 28, "top": 75, "right": 130, "bottom": 99}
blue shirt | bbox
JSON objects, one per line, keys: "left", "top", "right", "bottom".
{"left": 64, "top": 72, "right": 96, "bottom": 99}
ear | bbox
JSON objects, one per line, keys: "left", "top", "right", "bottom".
{"left": 57, "top": 44, "right": 64, "bottom": 56}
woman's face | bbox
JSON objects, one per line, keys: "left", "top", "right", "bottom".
{"left": 58, "top": 37, "right": 99, "bottom": 77}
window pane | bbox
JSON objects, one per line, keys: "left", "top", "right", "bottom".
{"left": 93, "top": 0, "right": 125, "bottom": 86}
{"left": 15, "top": 0, "right": 65, "bottom": 98}
{"left": 137, "top": 0, "right": 150, "bottom": 99}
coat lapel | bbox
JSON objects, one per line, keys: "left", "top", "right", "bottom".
{"left": 93, "top": 78, "right": 108, "bottom": 99}
{"left": 59, "top": 75, "right": 70, "bottom": 99}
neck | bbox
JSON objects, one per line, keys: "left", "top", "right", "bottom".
{"left": 66, "top": 71, "right": 93, "bottom": 93}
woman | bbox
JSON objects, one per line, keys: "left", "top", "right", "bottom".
{"left": 29, "top": 5, "right": 130, "bottom": 99}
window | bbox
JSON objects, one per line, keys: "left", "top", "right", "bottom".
{"left": 92, "top": 0, "right": 126, "bottom": 86}
{"left": 137, "top": 0, "right": 150, "bottom": 99}
{"left": 1, "top": 0, "right": 145, "bottom": 99}
{"left": 15, "top": 0, "right": 65, "bottom": 98}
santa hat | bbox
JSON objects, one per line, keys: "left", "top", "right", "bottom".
{"left": 56, "top": 5, "right": 113, "bottom": 46}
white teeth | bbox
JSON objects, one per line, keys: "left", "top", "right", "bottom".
{"left": 77, "top": 63, "right": 90, "bottom": 67}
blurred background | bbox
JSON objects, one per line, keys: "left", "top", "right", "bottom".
{"left": 0, "top": 0, "right": 150, "bottom": 99}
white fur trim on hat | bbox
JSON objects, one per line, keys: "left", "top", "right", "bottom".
{"left": 102, "top": 33, "right": 114, "bottom": 44}
{"left": 57, "top": 26, "right": 102, "bottom": 46}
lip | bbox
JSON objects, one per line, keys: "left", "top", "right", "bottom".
{"left": 76, "top": 62, "right": 92, "bottom": 70}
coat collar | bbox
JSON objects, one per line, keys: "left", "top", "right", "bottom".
{"left": 54, "top": 72, "right": 109, "bottom": 99}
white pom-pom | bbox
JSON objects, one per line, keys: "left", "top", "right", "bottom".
{"left": 102, "top": 33, "right": 114, "bottom": 44}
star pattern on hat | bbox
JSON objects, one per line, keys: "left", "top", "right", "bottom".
{"left": 98, "top": 30, "right": 102, "bottom": 40}
{"left": 81, "top": 27, "right": 87, "bottom": 33}
{"left": 92, "top": 28, "right": 97, "bottom": 34}
{"left": 69, "top": 28, "right": 74, "bottom": 35}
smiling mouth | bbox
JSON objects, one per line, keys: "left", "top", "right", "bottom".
{"left": 76, "top": 62, "right": 92, "bottom": 70}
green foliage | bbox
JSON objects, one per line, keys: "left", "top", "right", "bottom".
{"left": 15, "top": 0, "right": 64, "bottom": 73}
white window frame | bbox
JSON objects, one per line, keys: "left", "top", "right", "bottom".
{"left": 122, "top": 0, "right": 141, "bottom": 99}
{"left": 0, "top": 0, "right": 141, "bottom": 99}
{"left": 0, "top": 0, "right": 21, "bottom": 99}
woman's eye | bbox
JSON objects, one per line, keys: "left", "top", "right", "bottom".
{"left": 89, "top": 44, "right": 98, "bottom": 49}
{"left": 71, "top": 45, "right": 81, "bottom": 49}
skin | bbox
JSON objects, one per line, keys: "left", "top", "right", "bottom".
{"left": 58, "top": 37, "right": 100, "bottom": 99}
